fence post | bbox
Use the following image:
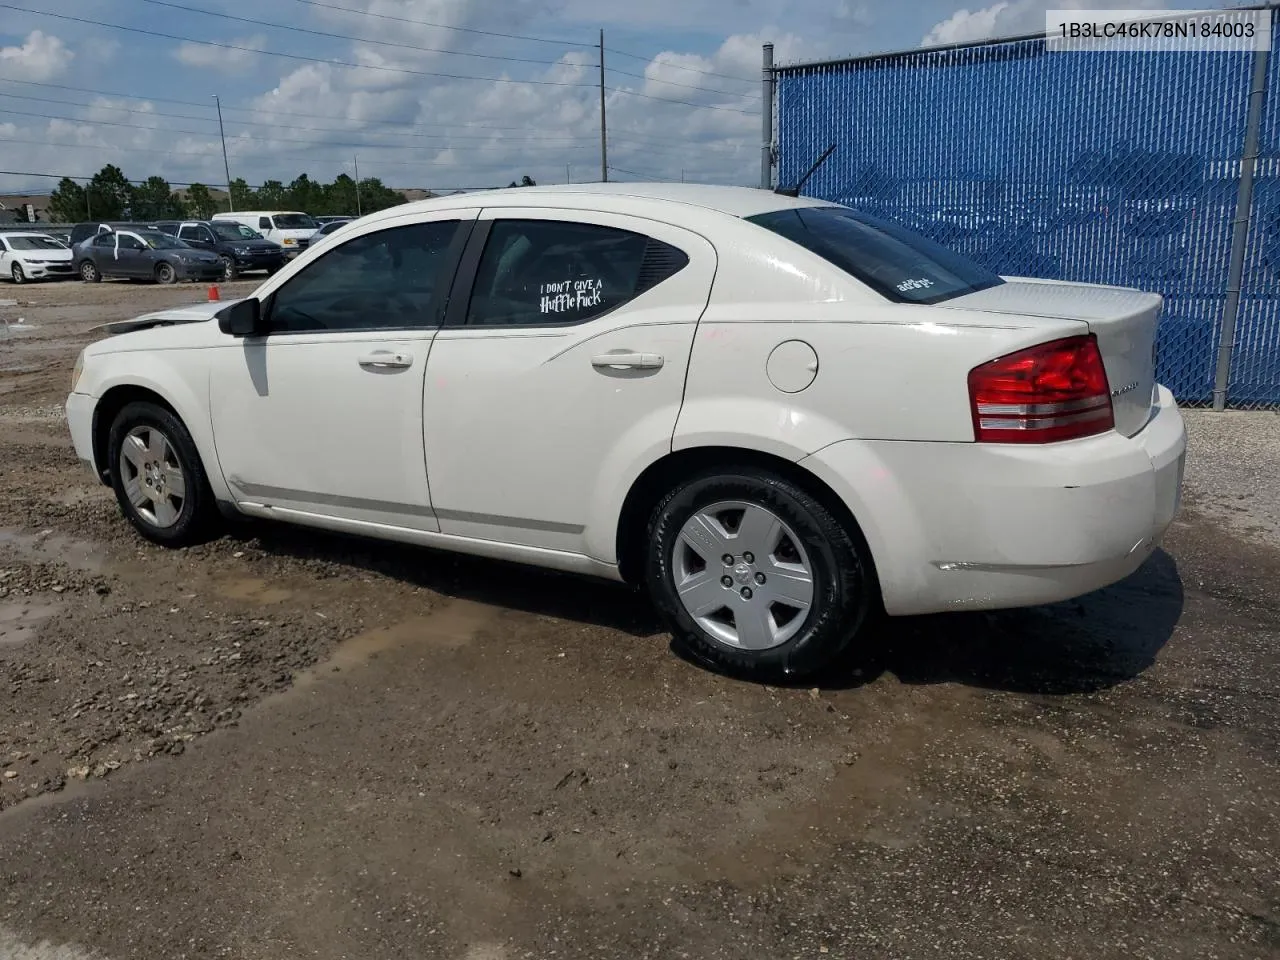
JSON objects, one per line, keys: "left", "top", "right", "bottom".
{"left": 1214, "top": 45, "right": 1270, "bottom": 411}
{"left": 761, "top": 43, "right": 775, "bottom": 190}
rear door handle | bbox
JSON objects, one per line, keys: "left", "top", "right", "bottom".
{"left": 591, "top": 352, "right": 664, "bottom": 370}
{"left": 358, "top": 350, "right": 413, "bottom": 369}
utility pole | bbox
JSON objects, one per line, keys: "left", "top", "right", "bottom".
{"left": 213, "top": 94, "right": 234, "bottom": 211}
{"left": 599, "top": 29, "right": 607, "bottom": 183}
{"left": 354, "top": 154, "right": 362, "bottom": 216}
{"left": 760, "top": 43, "right": 774, "bottom": 190}
{"left": 566, "top": 163, "right": 570, "bottom": 184}
{"left": 84, "top": 181, "right": 91, "bottom": 220}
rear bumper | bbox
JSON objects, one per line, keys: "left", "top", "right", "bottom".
{"left": 800, "top": 384, "right": 1187, "bottom": 616}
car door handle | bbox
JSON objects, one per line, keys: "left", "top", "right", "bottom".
{"left": 591, "top": 352, "right": 664, "bottom": 370}
{"left": 358, "top": 350, "right": 413, "bottom": 369}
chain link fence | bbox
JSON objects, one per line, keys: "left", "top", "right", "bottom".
{"left": 773, "top": 13, "right": 1280, "bottom": 409}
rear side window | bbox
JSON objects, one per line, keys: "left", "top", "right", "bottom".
{"left": 464, "top": 220, "right": 688, "bottom": 327}
{"left": 746, "top": 206, "right": 1004, "bottom": 305}
{"left": 92, "top": 234, "right": 114, "bottom": 248}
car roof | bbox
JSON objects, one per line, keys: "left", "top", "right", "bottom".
{"left": 360, "top": 183, "right": 836, "bottom": 226}
{"left": 1, "top": 232, "right": 57, "bottom": 239}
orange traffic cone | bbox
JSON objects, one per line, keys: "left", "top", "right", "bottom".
{"left": 208, "top": 285, "right": 220, "bottom": 302}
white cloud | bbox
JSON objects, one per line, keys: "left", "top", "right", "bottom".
{"left": 0, "top": 31, "right": 74, "bottom": 82}
{"left": 173, "top": 35, "right": 267, "bottom": 71}
{"left": 921, "top": 0, "right": 1176, "bottom": 47}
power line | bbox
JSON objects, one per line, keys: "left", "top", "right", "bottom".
{"left": 279, "top": 0, "right": 597, "bottom": 48}
{"left": 607, "top": 165, "right": 674, "bottom": 182}
{"left": 135, "top": 0, "right": 575, "bottom": 67}
{"left": 0, "top": 5, "right": 598, "bottom": 88}
{"left": 604, "top": 47, "right": 758, "bottom": 85}
{"left": 132, "top": 0, "right": 758, "bottom": 100}
{"left": 0, "top": 76, "right": 706, "bottom": 146}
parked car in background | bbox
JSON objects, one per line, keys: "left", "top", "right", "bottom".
{"left": 309, "top": 219, "right": 352, "bottom": 244}
{"left": 68, "top": 221, "right": 144, "bottom": 252}
{"left": 153, "top": 219, "right": 286, "bottom": 280}
{"left": 212, "top": 211, "right": 319, "bottom": 258}
{"left": 75, "top": 227, "right": 223, "bottom": 285}
{"left": 63, "top": 183, "right": 1186, "bottom": 681}
{"left": 314, "top": 215, "right": 353, "bottom": 225}
{"left": 0, "top": 232, "right": 74, "bottom": 283}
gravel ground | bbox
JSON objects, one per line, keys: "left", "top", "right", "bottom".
{"left": 0, "top": 280, "right": 1278, "bottom": 960}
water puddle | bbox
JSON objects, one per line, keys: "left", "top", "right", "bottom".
{"left": 216, "top": 577, "right": 294, "bottom": 605}
{"left": 0, "top": 529, "right": 106, "bottom": 573}
{"left": 0, "top": 599, "right": 61, "bottom": 646}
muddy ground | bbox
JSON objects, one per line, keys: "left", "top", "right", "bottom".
{"left": 0, "top": 279, "right": 1277, "bottom": 960}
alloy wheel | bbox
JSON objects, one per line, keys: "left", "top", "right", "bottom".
{"left": 118, "top": 425, "right": 186, "bottom": 528}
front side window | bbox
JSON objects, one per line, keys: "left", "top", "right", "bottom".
{"left": 118, "top": 234, "right": 145, "bottom": 251}
{"left": 213, "top": 222, "right": 259, "bottom": 241}
{"left": 464, "top": 220, "right": 688, "bottom": 327}
{"left": 266, "top": 220, "right": 461, "bottom": 333}
{"left": 92, "top": 233, "right": 114, "bottom": 248}
{"left": 745, "top": 206, "right": 1004, "bottom": 305}
{"left": 136, "top": 231, "right": 184, "bottom": 250}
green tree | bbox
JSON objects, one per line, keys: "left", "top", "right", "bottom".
{"left": 286, "top": 174, "right": 325, "bottom": 213}
{"left": 324, "top": 173, "right": 359, "bottom": 216}
{"left": 229, "top": 177, "right": 257, "bottom": 210}
{"left": 507, "top": 174, "right": 537, "bottom": 187}
{"left": 49, "top": 177, "right": 88, "bottom": 222}
{"left": 185, "top": 182, "right": 217, "bottom": 219}
{"left": 130, "top": 176, "right": 185, "bottom": 220}
{"left": 88, "top": 164, "right": 133, "bottom": 220}
{"left": 257, "top": 179, "right": 287, "bottom": 208}
{"left": 355, "top": 177, "right": 406, "bottom": 214}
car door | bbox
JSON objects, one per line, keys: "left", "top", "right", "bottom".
{"left": 421, "top": 208, "right": 715, "bottom": 555}
{"left": 0, "top": 237, "right": 11, "bottom": 274}
{"left": 207, "top": 210, "right": 476, "bottom": 531}
{"left": 178, "top": 224, "right": 211, "bottom": 252}
{"left": 113, "top": 233, "right": 149, "bottom": 277}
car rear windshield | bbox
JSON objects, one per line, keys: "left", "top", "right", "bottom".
{"left": 7, "top": 236, "right": 65, "bottom": 251}
{"left": 136, "top": 231, "right": 186, "bottom": 249}
{"left": 213, "top": 222, "right": 261, "bottom": 241}
{"left": 273, "top": 214, "right": 317, "bottom": 230}
{"left": 745, "top": 206, "right": 1005, "bottom": 305}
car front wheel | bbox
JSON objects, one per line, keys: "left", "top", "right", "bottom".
{"left": 11, "top": 263, "right": 26, "bottom": 284}
{"left": 220, "top": 255, "right": 237, "bottom": 281}
{"left": 107, "top": 401, "right": 217, "bottom": 546}
{"left": 646, "top": 467, "right": 876, "bottom": 681}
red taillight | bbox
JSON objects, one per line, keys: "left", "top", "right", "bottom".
{"left": 967, "top": 334, "right": 1114, "bottom": 443}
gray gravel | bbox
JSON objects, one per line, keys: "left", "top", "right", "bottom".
{"left": 1181, "top": 409, "right": 1280, "bottom": 549}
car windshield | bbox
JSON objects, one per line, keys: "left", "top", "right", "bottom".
{"left": 274, "top": 213, "right": 318, "bottom": 230}
{"left": 6, "top": 236, "right": 65, "bottom": 251}
{"left": 213, "top": 222, "right": 262, "bottom": 241}
{"left": 136, "top": 231, "right": 186, "bottom": 250}
{"left": 745, "top": 205, "right": 1005, "bottom": 305}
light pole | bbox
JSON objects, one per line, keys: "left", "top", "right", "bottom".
{"left": 213, "top": 95, "right": 234, "bottom": 212}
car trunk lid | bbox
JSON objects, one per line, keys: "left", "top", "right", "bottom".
{"left": 938, "top": 279, "right": 1159, "bottom": 438}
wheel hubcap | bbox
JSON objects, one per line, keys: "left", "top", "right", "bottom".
{"left": 672, "top": 500, "right": 815, "bottom": 651}
{"left": 119, "top": 426, "right": 186, "bottom": 528}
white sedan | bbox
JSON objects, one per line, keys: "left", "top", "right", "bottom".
{"left": 1, "top": 231, "right": 74, "bottom": 283}
{"left": 64, "top": 184, "right": 1186, "bottom": 679}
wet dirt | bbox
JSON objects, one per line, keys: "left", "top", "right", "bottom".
{"left": 0, "top": 280, "right": 1277, "bottom": 960}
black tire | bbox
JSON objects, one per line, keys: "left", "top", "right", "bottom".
{"left": 79, "top": 260, "right": 101, "bottom": 283}
{"left": 646, "top": 467, "right": 875, "bottom": 682}
{"left": 10, "top": 263, "right": 25, "bottom": 284}
{"left": 220, "top": 255, "right": 238, "bottom": 281}
{"left": 107, "top": 401, "right": 218, "bottom": 547}
{"left": 155, "top": 261, "right": 177, "bottom": 285}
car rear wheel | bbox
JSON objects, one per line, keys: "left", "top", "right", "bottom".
{"left": 645, "top": 467, "right": 876, "bottom": 681}
{"left": 10, "top": 263, "right": 25, "bottom": 284}
{"left": 107, "top": 401, "right": 217, "bottom": 547}
{"left": 155, "top": 262, "right": 177, "bottom": 285}
{"left": 79, "top": 260, "right": 100, "bottom": 283}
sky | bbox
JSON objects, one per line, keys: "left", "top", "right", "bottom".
{"left": 0, "top": 0, "right": 1237, "bottom": 195}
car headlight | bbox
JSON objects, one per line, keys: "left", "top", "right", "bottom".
{"left": 71, "top": 349, "right": 85, "bottom": 393}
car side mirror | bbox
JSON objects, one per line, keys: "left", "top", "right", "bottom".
{"left": 216, "top": 298, "right": 263, "bottom": 337}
